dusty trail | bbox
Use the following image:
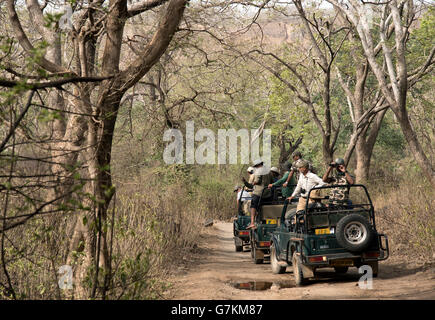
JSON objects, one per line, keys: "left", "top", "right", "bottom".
{"left": 165, "top": 222, "right": 435, "bottom": 300}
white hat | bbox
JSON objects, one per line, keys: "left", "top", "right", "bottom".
{"left": 270, "top": 167, "right": 280, "bottom": 174}
{"left": 252, "top": 159, "right": 264, "bottom": 167}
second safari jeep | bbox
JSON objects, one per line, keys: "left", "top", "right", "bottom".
{"left": 233, "top": 186, "right": 252, "bottom": 252}
{"left": 249, "top": 186, "right": 297, "bottom": 264}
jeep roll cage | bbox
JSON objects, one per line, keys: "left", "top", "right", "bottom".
{"left": 281, "top": 184, "right": 377, "bottom": 234}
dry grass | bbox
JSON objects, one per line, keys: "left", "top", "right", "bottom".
{"left": 0, "top": 162, "right": 236, "bottom": 299}
{"left": 371, "top": 176, "right": 435, "bottom": 264}
{"left": 108, "top": 165, "right": 235, "bottom": 299}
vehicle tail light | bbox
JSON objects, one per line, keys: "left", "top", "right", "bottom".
{"left": 363, "top": 251, "right": 380, "bottom": 258}
{"left": 259, "top": 241, "right": 270, "bottom": 247}
{"left": 308, "top": 256, "right": 326, "bottom": 262}
{"left": 239, "top": 231, "right": 249, "bottom": 236}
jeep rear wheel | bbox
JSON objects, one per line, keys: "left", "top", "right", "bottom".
{"left": 249, "top": 231, "right": 255, "bottom": 258}
{"left": 336, "top": 214, "right": 374, "bottom": 252}
{"left": 270, "top": 243, "right": 286, "bottom": 274}
{"left": 234, "top": 238, "right": 243, "bottom": 252}
{"left": 292, "top": 252, "right": 306, "bottom": 286}
{"left": 250, "top": 233, "right": 263, "bottom": 264}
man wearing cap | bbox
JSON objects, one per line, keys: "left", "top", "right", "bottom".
{"left": 287, "top": 160, "right": 326, "bottom": 212}
{"left": 322, "top": 157, "right": 355, "bottom": 205}
{"left": 270, "top": 166, "right": 280, "bottom": 183}
{"left": 267, "top": 161, "right": 296, "bottom": 199}
{"left": 242, "top": 159, "right": 272, "bottom": 229}
{"left": 246, "top": 166, "right": 255, "bottom": 190}
{"left": 241, "top": 166, "right": 255, "bottom": 214}
{"left": 283, "top": 150, "right": 314, "bottom": 188}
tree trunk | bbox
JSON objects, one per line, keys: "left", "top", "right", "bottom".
{"left": 355, "top": 140, "right": 371, "bottom": 184}
{"left": 394, "top": 107, "right": 435, "bottom": 187}
{"left": 353, "top": 101, "right": 388, "bottom": 183}
{"left": 329, "top": 0, "right": 435, "bottom": 189}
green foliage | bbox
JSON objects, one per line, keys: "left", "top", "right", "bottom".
{"left": 37, "top": 108, "right": 62, "bottom": 123}
{"left": 408, "top": 7, "right": 435, "bottom": 69}
{"left": 43, "top": 12, "right": 64, "bottom": 29}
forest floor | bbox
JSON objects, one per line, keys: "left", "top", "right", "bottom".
{"left": 163, "top": 221, "right": 435, "bottom": 300}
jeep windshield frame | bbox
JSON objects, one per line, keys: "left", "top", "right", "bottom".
{"left": 237, "top": 185, "right": 252, "bottom": 216}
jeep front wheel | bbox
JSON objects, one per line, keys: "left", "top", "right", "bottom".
{"left": 292, "top": 252, "right": 306, "bottom": 286}
{"left": 270, "top": 242, "right": 286, "bottom": 274}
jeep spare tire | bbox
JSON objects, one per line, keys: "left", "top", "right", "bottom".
{"left": 336, "top": 214, "right": 373, "bottom": 252}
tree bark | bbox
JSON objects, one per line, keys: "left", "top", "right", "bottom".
{"left": 7, "top": 0, "right": 188, "bottom": 299}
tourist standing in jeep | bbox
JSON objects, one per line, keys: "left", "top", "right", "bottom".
{"left": 242, "top": 159, "right": 272, "bottom": 229}
{"left": 322, "top": 158, "right": 355, "bottom": 205}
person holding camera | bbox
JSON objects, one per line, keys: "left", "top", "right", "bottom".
{"left": 322, "top": 157, "right": 355, "bottom": 204}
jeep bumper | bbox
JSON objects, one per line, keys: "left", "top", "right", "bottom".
{"left": 303, "top": 234, "right": 389, "bottom": 267}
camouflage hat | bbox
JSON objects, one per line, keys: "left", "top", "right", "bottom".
{"left": 233, "top": 185, "right": 240, "bottom": 192}
{"left": 296, "top": 159, "right": 309, "bottom": 169}
{"left": 335, "top": 158, "right": 345, "bottom": 166}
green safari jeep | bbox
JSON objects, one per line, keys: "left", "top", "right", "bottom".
{"left": 270, "top": 184, "right": 389, "bottom": 286}
{"left": 249, "top": 186, "right": 298, "bottom": 264}
{"left": 233, "top": 186, "right": 252, "bottom": 252}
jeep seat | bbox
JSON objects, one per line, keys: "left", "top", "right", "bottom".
{"left": 260, "top": 204, "right": 284, "bottom": 220}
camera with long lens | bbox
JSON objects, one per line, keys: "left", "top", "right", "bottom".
{"left": 329, "top": 163, "right": 337, "bottom": 168}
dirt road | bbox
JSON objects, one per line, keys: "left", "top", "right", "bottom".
{"left": 165, "top": 221, "right": 435, "bottom": 300}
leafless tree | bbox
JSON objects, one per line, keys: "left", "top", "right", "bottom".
{"left": 244, "top": 0, "right": 349, "bottom": 165}
{"left": 329, "top": 0, "right": 435, "bottom": 188}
